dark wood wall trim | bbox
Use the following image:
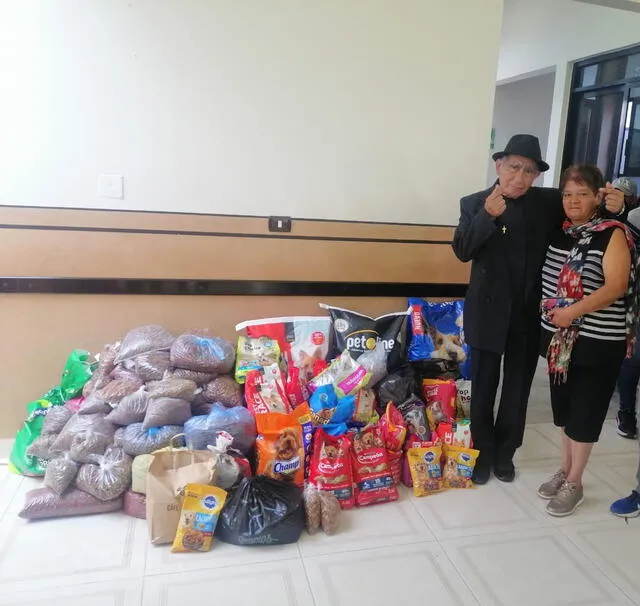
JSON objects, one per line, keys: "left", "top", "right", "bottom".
{"left": 0, "top": 278, "right": 468, "bottom": 298}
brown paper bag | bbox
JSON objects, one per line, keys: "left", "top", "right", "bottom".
{"left": 146, "top": 450, "right": 216, "bottom": 545}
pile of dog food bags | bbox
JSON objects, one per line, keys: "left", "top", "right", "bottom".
{"left": 8, "top": 297, "right": 475, "bottom": 551}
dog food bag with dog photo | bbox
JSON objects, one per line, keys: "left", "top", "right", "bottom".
{"left": 442, "top": 445, "right": 480, "bottom": 489}
{"left": 244, "top": 366, "right": 291, "bottom": 416}
{"left": 236, "top": 316, "right": 331, "bottom": 377}
{"left": 397, "top": 394, "right": 431, "bottom": 443}
{"left": 309, "top": 351, "right": 371, "bottom": 399}
{"left": 407, "top": 299, "right": 468, "bottom": 363}
{"left": 255, "top": 410, "right": 305, "bottom": 487}
{"left": 351, "top": 425, "right": 399, "bottom": 507}
{"left": 423, "top": 379, "right": 456, "bottom": 430}
{"left": 171, "top": 483, "right": 227, "bottom": 553}
{"left": 321, "top": 304, "right": 407, "bottom": 372}
{"left": 234, "top": 336, "right": 280, "bottom": 384}
{"left": 407, "top": 446, "right": 444, "bottom": 496}
{"left": 309, "top": 429, "right": 355, "bottom": 509}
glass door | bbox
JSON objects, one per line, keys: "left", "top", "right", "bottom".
{"left": 620, "top": 87, "right": 640, "bottom": 177}
{"left": 566, "top": 89, "right": 625, "bottom": 181}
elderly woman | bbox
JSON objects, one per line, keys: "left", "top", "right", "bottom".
{"left": 537, "top": 165, "right": 638, "bottom": 517}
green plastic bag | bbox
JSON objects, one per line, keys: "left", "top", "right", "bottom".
{"left": 9, "top": 349, "right": 96, "bottom": 477}
{"left": 60, "top": 349, "right": 96, "bottom": 402}
{"left": 9, "top": 387, "right": 64, "bottom": 477}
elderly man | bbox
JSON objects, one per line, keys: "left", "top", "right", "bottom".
{"left": 453, "top": 134, "right": 625, "bottom": 485}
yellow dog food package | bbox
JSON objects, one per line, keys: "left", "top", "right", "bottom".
{"left": 171, "top": 484, "right": 227, "bottom": 553}
{"left": 442, "top": 445, "right": 480, "bottom": 489}
{"left": 407, "top": 445, "right": 443, "bottom": 497}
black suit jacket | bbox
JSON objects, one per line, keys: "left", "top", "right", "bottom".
{"left": 452, "top": 185, "right": 564, "bottom": 354}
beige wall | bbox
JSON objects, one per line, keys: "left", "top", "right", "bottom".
{"left": 0, "top": 206, "right": 468, "bottom": 437}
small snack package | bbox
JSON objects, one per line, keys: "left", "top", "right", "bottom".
{"left": 455, "top": 379, "right": 471, "bottom": 420}
{"left": 256, "top": 409, "right": 305, "bottom": 487}
{"left": 244, "top": 366, "right": 292, "bottom": 415}
{"left": 309, "top": 351, "right": 371, "bottom": 398}
{"left": 171, "top": 483, "right": 227, "bottom": 553}
{"left": 407, "top": 445, "right": 444, "bottom": 496}
{"left": 442, "top": 445, "right": 480, "bottom": 489}
{"left": 423, "top": 379, "right": 456, "bottom": 431}
{"left": 235, "top": 336, "right": 280, "bottom": 384}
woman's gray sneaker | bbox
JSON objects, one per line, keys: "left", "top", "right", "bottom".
{"left": 537, "top": 469, "right": 566, "bottom": 500}
{"left": 546, "top": 481, "right": 584, "bottom": 517}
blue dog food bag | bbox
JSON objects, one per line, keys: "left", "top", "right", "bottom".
{"left": 407, "top": 299, "right": 469, "bottom": 365}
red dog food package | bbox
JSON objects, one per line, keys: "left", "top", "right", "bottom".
{"left": 236, "top": 316, "right": 331, "bottom": 379}
{"left": 256, "top": 410, "right": 305, "bottom": 487}
{"left": 423, "top": 379, "right": 456, "bottom": 431}
{"left": 309, "top": 429, "right": 355, "bottom": 509}
{"left": 379, "top": 403, "right": 407, "bottom": 484}
{"left": 436, "top": 420, "right": 473, "bottom": 449}
{"left": 320, "top": 304, "right": 408, "bottom": 372}
{"left": 351, "top": 425, "right": 399, "bottom": 506}
{"left": 244, "top": 366, "right": 292, "bottom": 416}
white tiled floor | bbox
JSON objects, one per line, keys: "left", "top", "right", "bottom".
{"left": 0, "top": 418, "right": 638, "bottom": 606}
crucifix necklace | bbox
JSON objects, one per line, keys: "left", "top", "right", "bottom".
{"left": 502, "top": 225, "right": 507, "bottom": 234}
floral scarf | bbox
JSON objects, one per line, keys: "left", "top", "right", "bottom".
{"left": 545, "top": 218, "right": 639, "bottom": 383}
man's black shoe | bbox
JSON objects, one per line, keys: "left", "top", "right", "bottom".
{"left": 494, "top": 459, "right": 515, "bottom": 483}
{"left": 472, "top": 457, "right": 491, "bottom": 485}
{"left": 616, "top": 411, "right": 637, "bottom": 440}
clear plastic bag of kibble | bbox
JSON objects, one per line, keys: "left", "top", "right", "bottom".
{"left": 44, "top": 453, "right": 79, "bottom": 496}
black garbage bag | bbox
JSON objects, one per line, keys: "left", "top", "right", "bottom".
{"left": 215, "top": 476, "right": 304, "bottom": 546}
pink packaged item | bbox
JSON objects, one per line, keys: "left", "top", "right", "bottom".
{"left": 65, "top": 398, "right": 84, "bottom": 414}
{"left": 124, "top": 490, "right": 146, "bottom": 520}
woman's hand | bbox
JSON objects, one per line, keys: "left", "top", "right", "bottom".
{"left": 547, "top": 306, "right": 577, "bottom": 328}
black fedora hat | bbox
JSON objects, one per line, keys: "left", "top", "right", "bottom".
{"left": 492, "top": 134, "right": 549, "bottom": 172}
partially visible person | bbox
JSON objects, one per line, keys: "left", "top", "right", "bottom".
{"left": 610, "top": 471, "right": 640, "bottom": 517}
{"left": 613, "top": 176, "right": 639, "bottom": 211}
{"left": 452, "top": 134, "right": 626, "bottom": 486}
{"left": 537, "top": 165, "right": 638, "bottom": 517}
{"left": 616, "top": 198, "right": 640, "bottom": 439}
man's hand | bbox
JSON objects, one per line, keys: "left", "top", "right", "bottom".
{"left": 547, "top": 306, "right": 577, "bottom": 329}
{"left": 600, "top": 182, "right": 625, "bottom": 215}
{"left": 484, "top": 185, "right": 507, "bottom": 218}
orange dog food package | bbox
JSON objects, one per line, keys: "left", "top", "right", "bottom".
{"left": 309, "top": 429, "right": 355, "bottom": 509}
{"left": 256, "top": 410, "right": 305, "bottom": 487}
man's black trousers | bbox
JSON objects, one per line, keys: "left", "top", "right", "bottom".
{"left": 470, "top": 323, "right": 540, "bottom": 463}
